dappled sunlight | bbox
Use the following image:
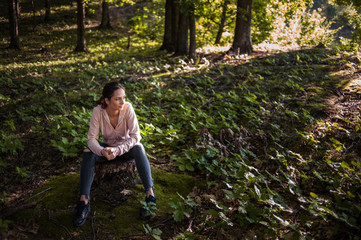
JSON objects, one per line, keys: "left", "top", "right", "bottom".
{"left": 1, "top": 0, "right": 361, "bottom": 239}
{"left": 348, "top": 78, "right": 361, "bottom": 93}
{"left": 197, "top": 44, "right": 231, "bottom": 54}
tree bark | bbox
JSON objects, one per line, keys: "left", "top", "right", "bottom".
{"left": 15, "top": 0, "right": 20, "bottom": 18}
{"left": 8, "top": 0, "right": 21, "bottom": 49}
{"left": 229, "top": 0, "right": 253, "bottom": 54}
{"left": 99, "top": 0, "right": 112, "bottom": 29}
{"left": 31, "top": 0, "right": 37, "bottom": 30}
{"left": 85, "top": 2, "right": 90, "bottom": 18}
{"left": 159, "top": 0, "right": 174, "bottom": 52}
{"left": 74, "top": 0, "right": 88, "bottom": 52}
{"left": 175, "top": 7, "right": 188, "bottom": 56}
{"left": 44, "top": 0, "right": 50, "bottom": 22}
{"left": 171, "top": 1, "right": 179, "bottom": 52}
{"left": 215, "top": 0, "right": 229, "bottom": 45}
{"left": 188, "top": 4, "right": 196, "bottom": 59}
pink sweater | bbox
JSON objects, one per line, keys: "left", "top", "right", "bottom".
{"left": 87, "top": 102, "right": 141, "bottom": 156}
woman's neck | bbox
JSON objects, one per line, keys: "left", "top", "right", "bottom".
{"left": 106, "top": 108, "right": 119, "bottom": 118}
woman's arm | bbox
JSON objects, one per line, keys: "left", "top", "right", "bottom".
{"left": 87, "top": 107, "right": 105, "bottom": 156}
{"left": 116, "top": 103, "right": 142, "bottom": 156}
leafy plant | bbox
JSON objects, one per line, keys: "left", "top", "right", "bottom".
{"left": 0, "top": 120, "right": 24, "bottom": 156}
{"left": 143, "top": 224, "right": 162, "bottom": 240}
{"left": 15, "top": 167, "right": 30, "bottom": 179}
{"left": 0, "top": 218, "right": 11, "bottom": 232}
{"left": 49, "top": 107, "right": 91, "bottom": 157}
{"left": 0, "top": 132, "right": 24, "bottom": 156}
{"left": 140, "top": 199, "right": 157, "bottom": 218}
{"left": 169, "top": 193, "right": 198, "bottom": 222}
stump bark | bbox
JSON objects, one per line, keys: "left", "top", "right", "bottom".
{"left": 92, "top": 158, "right": 139, "bottom": 208}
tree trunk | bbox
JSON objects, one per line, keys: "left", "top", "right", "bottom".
{"left": 175, "top": 7, "right": 188, "bottom": 56}
{"left": 215, "top": 0, "right": 229, "bottom": 45}
{"left": 15, "top": 0, "right": 20, "bottom": 18}
{"left": 171, "top": 1, "right": 179, "bottom": 52}
{"left": 8, "top": 0, "right": 21, "bottom": 49}
{"left": 229, "top": 0, "right": 253, "bottom": 54}
{"left": 159, "top": 0, "right": 174, "bottom": 52}
{"left": 99, "top": 0, "right": 111, "bottom": 29}
{"left": 74, "top": 0, "right": 87, "bottom": 52}
{"left": 44, "top": 0, "right": 50, "bottom": 22}
{"left": 31, "top": 0, "right": 37, "bottom": 30}
{"left": 85, "top": 3, "right": 90, "bottom": 18}
{"left": 188, "top": 4, "right": 196, "bottom": 59}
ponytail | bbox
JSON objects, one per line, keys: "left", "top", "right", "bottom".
{"left": 95, "top": 96, "right": 107, "bottom": 108}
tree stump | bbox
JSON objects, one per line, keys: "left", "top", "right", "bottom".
{"left": 92, "top": 158, "right": 139, "bottom": 208}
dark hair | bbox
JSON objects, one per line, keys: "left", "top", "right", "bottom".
{"left": 96, "top": 82, "right": 125, "bottom": 109}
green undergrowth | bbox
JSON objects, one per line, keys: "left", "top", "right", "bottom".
{"left": 9, "top": 168, "right": 195, "bottom": 239}
{"left": 1, "top": 46, "right": 361, "bottom": 238}
{"left": 1, "top": 3, "right": 361, "bottom": 237}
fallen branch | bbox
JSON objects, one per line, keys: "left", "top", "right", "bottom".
{"left": 0, "top": 187, "right": 52, "bottom": 218}
{"left": 24, "top": 187, "right": 53, "bottom": 203}
{"left": 0, "top": 202, "right": 37, "bottom": 218}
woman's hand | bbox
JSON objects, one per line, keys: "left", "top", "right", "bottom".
{"left": 101, "top": 147, "right": 118, "bottom": 160}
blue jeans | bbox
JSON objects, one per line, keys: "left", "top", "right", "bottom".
{"left": 79, "top": 144, "right": 153, "bottom": 200}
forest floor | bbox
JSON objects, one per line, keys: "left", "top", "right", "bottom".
{"left": 1, "top": 1, "right": 361, "bottom": 239}
{"left": 0, "top": 47, "right": 360, "bottom": 239}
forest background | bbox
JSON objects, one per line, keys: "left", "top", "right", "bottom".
{"left": 0, "top": 0, "right": 361, "bottom": 239}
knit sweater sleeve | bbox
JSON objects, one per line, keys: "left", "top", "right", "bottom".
{"left": 87, "top": 106, "right": 104, "bottom": 156}
{"left": 116, "top": 103, "right": 141, "bottom": 155}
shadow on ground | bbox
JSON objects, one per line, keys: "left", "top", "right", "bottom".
{"left": 5, "top": 168, "right": 195, "bottom": 239}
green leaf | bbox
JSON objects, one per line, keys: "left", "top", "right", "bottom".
{"left": 341, "top": 161, "right": 351, "bottom": 171}
{"left": 61, "top": 137, "right": 68, "bottom": 144}
{"left": 186, "top": 163, "right": 195, "bottom": 171}
{"left": 178, "top": 164, "right": 186, "bottom": 171}
{"left": 207, "top": 209, "right": 218, "bottom": 217}
{"left": 310, "top": 192, "right": 318, "bottom": 198}
{"left": 254, "top": 185, "right": 261, "bottom": 199}
{"left": 173, "top": 211, "right": 184, "bottom": 222}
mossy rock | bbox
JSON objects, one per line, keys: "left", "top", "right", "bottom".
{"left": 8, "top": 168, "right": 195, "bottom": 239}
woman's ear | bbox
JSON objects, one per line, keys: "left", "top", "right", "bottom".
{"left": 104, "top": 98, "right": 110, "bottom": 106}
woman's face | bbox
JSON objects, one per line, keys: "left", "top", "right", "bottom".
{"left": 105, "top": 88, "right": 126, "bottom": 112}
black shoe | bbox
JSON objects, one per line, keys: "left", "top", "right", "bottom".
{"left": 139, "top": 195, "right": 157, "bottom": 220}
{"left": 73, "top": 201, "right": 91, "bottom": 227}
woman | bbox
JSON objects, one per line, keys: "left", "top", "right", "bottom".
{"left": 73, "top": 82, "right": 156, "bottom": 227}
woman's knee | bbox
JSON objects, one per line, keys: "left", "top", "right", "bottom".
{"left": 83, "top": 148, "right": 91, "bottom": 152}
{"left": 132, "top": 144, "right": 145, "bottom": 155}
{"left": 133, "top": 144, "right": 142, "bottom": 150}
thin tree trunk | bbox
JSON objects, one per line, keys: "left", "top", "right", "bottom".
{"left": 171, "top": 1, "right": 179, "bottom": 53}
{"left": 74, "top": 0, "right": 87, "bottom": 52}
{"left": 160, "top": 0, "right": 173, "bottom": 51}
{"left": 215, "top": 0, "right": 229, "bottom": 45}
{"left": 15, "top": 0, "right": 20, "bottom": 18}
{"left": 99, "top": 0, "right": 111, "bottom": 29}
{"left": 229, "top": 0, "right": 253, "bottom": 54}
{"left": 8, "top": 0, "right": 21, "bottom": 49}
{"left": 85, "top": 2, "right": 90, "bottom": 18}
{"left": 188, "top": 4, "right": 196, "bottom": 59}
{"left": 44, "top": 0, "right": 50, "bottom": 22}
{"left": 175, "top": 7, "right": 188, "bottom": 56}
{"left": 31, "top": 0, "right": 36, "bottom": 30}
